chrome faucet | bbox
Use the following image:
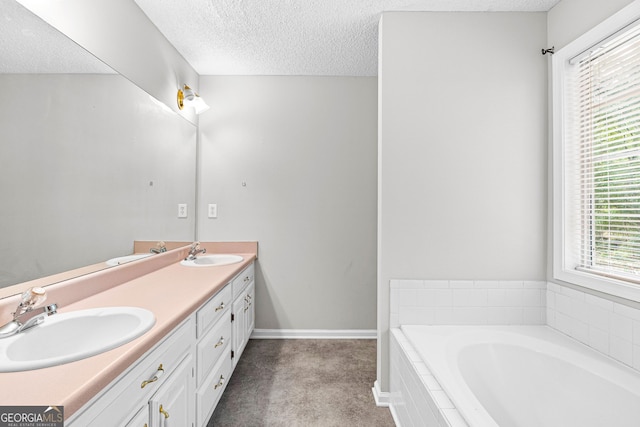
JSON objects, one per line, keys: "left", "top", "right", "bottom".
{"left": 0, "top": 287, "right": 58, "bottom": 339}
{"left": 185, "top": 241, "right": 206, "bottom": 261}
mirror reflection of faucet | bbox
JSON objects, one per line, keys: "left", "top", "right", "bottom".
{"left": 150, "top": 241, "right": 167, "bottom": 254}
{"left": 185, "top": 241, "right": 206, "bottom": 261}
{"left": 0, "top": 287, "right": 58, "bottom": 339}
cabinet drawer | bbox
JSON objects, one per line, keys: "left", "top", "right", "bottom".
{"left": 232, "top": 262, "right": 255, "bottom": 299}
{"left": 196, "top": 348, "right": 232, "bottom": 427}
{"left": 196, "top": 314, "right": 231, "bottom": 386}
{"left": 69, "top": 317, "right": 194, "bottom": 427}
{"left": 196, "top": 284, "right": 232, "bottom": 338}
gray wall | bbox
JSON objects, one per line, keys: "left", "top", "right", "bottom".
{"left": 197, "top": 76, "right": 378, "bottom": 331}
{"left": 377, "top": 11, "right": 548, "bottom": 391}
{"left": 547, "top": 0, "right": 635, "bottom": 50}
{"left": 0, "top": 74, "right": 196, "bottom": 287}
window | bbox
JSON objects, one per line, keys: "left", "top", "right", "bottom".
{"left": 554, "top": 3, "right": 640, "bottom": 301}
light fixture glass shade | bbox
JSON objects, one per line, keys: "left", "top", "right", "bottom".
{"left": 177, "top": 84, "right": 209, "bottom": 114}
{"left": 189, "top": 96, "right": 210, "bottom": 114}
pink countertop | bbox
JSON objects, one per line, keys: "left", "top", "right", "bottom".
{"left": 0, "top": 242, "right": 257, "bottom": 419}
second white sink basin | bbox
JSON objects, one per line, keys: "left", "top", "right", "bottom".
{"left": 0, "top": 306, "right": 155, "bottom": 372}
{"left": 106, "top": 253, "right": 153, "bottom": 266}
{"left": 180, "top": 254, "right": 244, "bottom": 267}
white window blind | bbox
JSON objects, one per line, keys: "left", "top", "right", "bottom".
{"left": 568, "top": 23, "right": 640, "bottom": 283}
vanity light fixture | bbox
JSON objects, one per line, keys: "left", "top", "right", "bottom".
{"left": 177, "top": 84, "right": 209, "bottom": 114}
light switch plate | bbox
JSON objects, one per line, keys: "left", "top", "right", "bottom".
{"left": 208, "top": 204, "right": 217, "bottom": 218}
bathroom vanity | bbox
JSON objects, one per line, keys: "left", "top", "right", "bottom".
{"left": 0, "top": 242, "right": 257, "bottom": 427}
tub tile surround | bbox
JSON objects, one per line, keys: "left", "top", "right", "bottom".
{"left": 390, "top": 279, "right": 547, "bottom": 329}
{"left": 390, "top": 278, "right": 640, "bottom": 426}
{"left": 392, "top": 278, "right": 640, "bottom": 371}
{"left": 547, "top": 282, "right": 640, "bottom": 371}
{"left": 390, "top": 329, "right": 468, "bottom": 427}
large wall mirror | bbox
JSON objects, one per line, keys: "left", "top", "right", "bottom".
{"left": 0, "top": 0, "right": 197, "bottom": 293}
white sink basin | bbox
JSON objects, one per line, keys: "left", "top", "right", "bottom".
{"left": 180, "top": 254, "right": 244, "bottom": 267}
{"left": 106, "top": 253, "right": 153, "bottom": 266}
{"left": 0, "top": 307, "right": 155, "bottom": 372}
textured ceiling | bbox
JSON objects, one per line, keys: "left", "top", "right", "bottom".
{"left": 1, "top": 0, "right": 114, "bottom": 73}
{"left": 2, "top": 0, "right": 560, "bottom": 75}
{"left": 134, "top": 0, "right": 560, "bottom": 76}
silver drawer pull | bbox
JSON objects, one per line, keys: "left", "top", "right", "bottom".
{"left": 141, "top": 364, "right": 164, "bottom": 388}
{"left": 214, "top": 375, "right": 225, "bottom": 390}
{"left": 214, "top": 302, "right": 225, "bottom": 312}
{"left": 214, "top": 337, "right": 225, "bottom": 348}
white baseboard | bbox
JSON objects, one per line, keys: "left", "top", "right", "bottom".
{"left": 251, "top": 328, "right": 377, "bottom": 339}
{"left": 389, "top": 403, "right": 401, "bottom": 425}
{"left": 372, "top": 380, "right": 391, "bottom": 407}
{"left": 371, "top": 380, "right": 391, "bottom": 408}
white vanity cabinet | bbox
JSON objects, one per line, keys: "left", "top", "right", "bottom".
{"left": 195, "top": 284, "right": 233, "bottom": 427}
{"left": 245, "top": 281, "right": 255, "bottom": 338}
{"left": 68, "top": 318, "right": 195, "bottom": 427}
{"left": 66, "top": 260, "right": 255, "bottom": 427}
{"left": 122, "top": 354, "right": 194, "bottom": 427}
{"left": 231, "top": 263, "right": 255, "bottom": 367}
{"left": 195, "top": 261, "right": 255, "bottom": 426}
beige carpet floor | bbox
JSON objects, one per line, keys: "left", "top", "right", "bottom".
{"left": 208, "top": 339, "right": 395, "bottom": 427}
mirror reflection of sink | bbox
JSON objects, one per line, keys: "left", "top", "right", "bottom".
{"left": 0, "top": 307, "right": 155, "bottom": 372}
{"left": 106, "top": 254, "right": 153, "bottom": 266}
{"left": 180, "top": 254, "right": 244, "bottom": 267}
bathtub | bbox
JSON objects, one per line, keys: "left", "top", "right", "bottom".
{"left": 390, "top": 325, "right": 640, "bottom": 427}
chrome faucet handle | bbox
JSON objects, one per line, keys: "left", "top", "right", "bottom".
{"left": 14, "top": 287, "right": 47, "bottom": 319}
{"left": 21, "top": 287, "right": 46, "bottom": 307}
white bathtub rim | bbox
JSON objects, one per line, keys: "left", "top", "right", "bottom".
{"left": 400, "top": 325, "right": 640, "bottom": 427}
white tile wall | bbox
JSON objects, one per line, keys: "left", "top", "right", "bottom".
{"left": 390, "top": 279, "right": 546, "bottom": 328}
{"left": 547, "top": 282, "right": 640, "bottom": 371}
{"left": 390, "top": 278, "right": 640, "bottom": 427}
{"left": 390, "top": 329, "right": 468, "bottom": 427}
{"left": 392, "top": 279, "right": 640, "bottom": 371}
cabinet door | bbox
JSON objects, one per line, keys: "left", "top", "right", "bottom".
{"left": 125, "top": 406, "right": 148, "bottom": 427}
{"left": 232, "top": 295, "right": 246, "bottom": 368}
{"left": 245, "top": 282, "right": 255, "bottom": 338}
{"left": 149, "top": 354, "right": 194, "bottom": 427}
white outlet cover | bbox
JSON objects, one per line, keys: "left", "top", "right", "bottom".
{"left": 178, "top": 203, "right": 188, "bottom": 218}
